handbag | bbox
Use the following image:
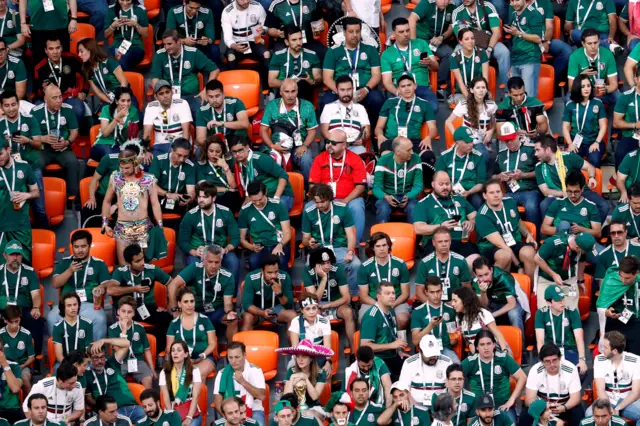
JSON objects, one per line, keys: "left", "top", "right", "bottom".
{"left": 471, "top": 0, "right": 492, "bottom": 49}
{"left": 174, "top": 401, "right": 201, "bottom": 420}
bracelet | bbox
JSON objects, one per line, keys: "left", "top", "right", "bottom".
{"left": 186, "top": 416, "right": 193, "bottom": 420}
{"left": 158, "top": 220, "right": 163, "bottom": 227}
{"left": 102, "top": 217, "right": 109, "bottom": 225}
{"left": 70, "top": 17, "right": 77, "bottom": 20}
{"left": 577, "top": 279, "right": 585, "bottom": 284}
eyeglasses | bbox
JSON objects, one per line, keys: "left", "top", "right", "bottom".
{"left": 230, "top": 148, "right": 246, "bottom": 155}
{"left": 566, "top": 189, "right": 582, "bottom": 195}
{"left": 327, "top": 140, "right": 346, "bottom": 145}
{"left": 611, "top": 230, "right": 627, "bottom": 236}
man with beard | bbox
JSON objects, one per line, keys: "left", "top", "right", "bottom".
{"left": 377, "top": 382, "right": 431, "bottom": 425}
{"left": 137, "top": 389, "right": 182, "bottom": 426}
{"left": 269, "top": 394, "right": 320, "bottom": 426}
{"left": 344, "top": 345, "right": 392, "bottom": 406}
{"left": 0, "top": 40, "right": 26, "bottom": 99}
{"left": 268, "top": 25, "right": 322, "bottom": 102}
{"left": 84, "top": 395, "right": 132, "bottom": 426}
{"left": 195, "top": 79, "right": 249, "bottom": 145}
{"left": 597, "top": 220, "right": 640, "bottom": 281}
{"left": 324, "top": 392, "right": 355, "bottom": 426}
{"left": 399, "top": 335, "right": 452, "bottom": 408}
{"left": 260, "top": 79, "right": 317, "bottom": 180}
{"left": 216, "top": 397, "right": 259, "bottom": 426}
{"left": 496, "top": 77, "right": 548, "bottom": 140}
{"left": 468, "top": 395, "right": 514, "bottom": 426}
{"left": 612, "top": 184, "right": 640, "bottom": 239}
{"left": 320, "top": 75, "right": 370, "bottom": 155}
{"left": 101, "top": 143, "right": 164, "bottom": 265}
{"left": 349, "top": 378, "right": 383, "bottom": 426}
{"left": 432, "top": 364, "right": 477, "bottom": 426}
{"left": 413, "top": 171, "right": 478, "bottom": 258}
{"left": 149, "top": 137, "right": 196, "bottom": 216}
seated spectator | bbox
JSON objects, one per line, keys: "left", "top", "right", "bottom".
{"left": 596, "top": 220, "right": 640, "bottom": 281}
{"left": 496, "top": 77, "right": 548, "bottom": 142}
{"left": 562, "top": 76, "right": 607, "bottom": 168}
{"left": 0, "top": 305, "right": 34, "bottom": 394}
{"left": 344, "top": 346, "right": 392, "bottom": 406}
{"left": 51, "top": 293, "right": 93, "bottom": 364}
{"left": 22, "top": 363, "right": 83, "bottom": 424}
{"left": 151, "top": 29, "right": 219, "bottom": 119}
{"left": 213, "top": 342, "right": 266, "bottom": 426}
{"left": 449, "top": 29, "right": 490, "bottom": 104}
{"left": 319, "top": 76, "right": 370, "bottom": 155}
{"left": 160, "top": 341, "right": 204, "bottom": 426}
{"left": 217, "top": 397, "right": 260, "bottom": 426}
{"left": 166, "top": 0, "right": 219, "bottom": 65}
{"left": 85, "top": 395, "right": 132, "bottom": 426}
{"left": 166, "top": 288, "right": 217, "bottom": 379}
{"left": 194, "top": 137, "right": 242, "bottom": 211}
{"left": 48, "top": 230, "right": 109, "bottom": 340}
{"left": 138, "top": 389, "right": 183, "bottom": 426}
{"left": 431, "top": 364, "right": 477, "bottom": 426}
{"left": 239, "top": 181, "right": 292, "bottom": 272}
{"left": 260, "top": 79, "right": 317, "bottom": 180}
{"left": 271, "top": 397, "right": 320, "bottom": 426}
{"left": 613, "top": 68, "right": 640, "bottom": 172}
{"left": 612, "top": 183, "right": 640, "bottom": 238}
{"left": 469, "top": 394, "right": 515, "bottom": 426}
{"left": 309, "top": 129, "right": 366, "bottom": 243}
{"left": 92, "top": 88, "right": 140, "bottom": 161}
{"left": 267, "top": 25, "right": 322, "bottom": 102}
{"left": 195, "top": 80, "right": 250, "bottom": 146}
{"left": 377, "top": 382, "right": 431, "bottom": 426}
{"left": 18, "top": 0, "right": 73, "bottom": 67}
{"left": 535, "top": 285, "right": 587, "bottom": 370}
{"left": 0, "top": 335, "right": 23, "bottom": 422}
{"left": 149, "top": 137, "right": 196, "bottom": 216}
{"left": 583, "top": 400, "right": 627, "bottom": 426}
{"left": 16, "top": 394, "right": 59, "bottom": 426}
{"left": 565, "top": 0, "right": 619, "bottom": 48}
{"left": 435, "top": 126, "right": 486, "bottom": 210}
{"left": 104, "top": 0, "right": 149, "bottom": 71}
{"left": 289, "top": 294, "right": 332, "bottom": 372}
{"left": 0, "top": 39, "right": 26, "bottom": 99}
{"left": 266, "top": 0, "right": 326, "bottom": 60}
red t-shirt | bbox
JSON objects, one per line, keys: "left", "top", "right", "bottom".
{"left": 309, "top": 151, "right": 367, "bottom": 200}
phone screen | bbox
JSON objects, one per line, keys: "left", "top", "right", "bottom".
{"left": 452, "top": 215, "right": 462, "bottom": 222}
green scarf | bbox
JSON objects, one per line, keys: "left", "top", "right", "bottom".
{"left": 597, "top": 267, "right": 639, "bottom": 316}
{"left": 218, "top": 364, "right": 238, "bottom": 399}
{"left": 174, "top": 364, "right": 190, "bottom": 403}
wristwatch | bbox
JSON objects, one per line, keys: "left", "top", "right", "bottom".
{"left": 579, "top": 357, "right": 586, "bottom": 361}
{"left": 275, "top": 292, "right": 284, "bottom": 298}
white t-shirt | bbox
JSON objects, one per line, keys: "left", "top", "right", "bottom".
{"left": 594, "top": 351, "right": 640, "bottom": 403}
{"left": 399, "top": 353, "right": 452, "bottom": 407}
{"left": 349, "top": 0, "right": 380, "bottom": 30}
{"left": 23, "top": 376, "right": 85, "bottom": 423}
{"left": 213, "top": 361, "right": 266, "bottom": 412}
{"left": 452, "top": 100, "right": 497, "bottom": 144}
{"left": 159, "top": 367, "right": 202, "bottom": 402}
{"left": 458, "top": 308, "right": 495, "bottom": 343}
{"left": 288, "top": 315, "right": 331, "bottom": 346}
{"left": 221, "top": 1, "right": 267, "bottom": 48}
{"left": 525, "top": 359, "right": 581, "bottom": 402}
{"left": 143, "top": 98, "right": 193, "bottom": 145}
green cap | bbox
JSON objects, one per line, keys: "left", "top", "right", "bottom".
{"left": 0, "top": 138, "right": 9, "bottom": 149}
{"left": 528, "top": 399, "right": 547, "bottom": 426}
{"left": 454, "top": 126, "right": 475, "bottom": 144}
{"left": 274, "top": 400, "right": 293, "bottom": 414}
{"left": 4, "top": 240, "right": 24, "bottom": 256}
{"left": 575, "top": 233, "right": 596, "bottom": 253}
{"left": 544, "top": 285, "right": 566, "bottom": 302}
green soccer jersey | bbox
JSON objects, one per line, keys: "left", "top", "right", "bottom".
{"left": 167, "top": 5, "right": 215, "bottom": 41}
{"left": 90, "top": 58, "right": 121, "bottom": 96}
{"left": 629, "top": 41, "right": 640, "bottom": 66}
{"left": 612, "top": 203, "right": 640, "bottom": 239}
{"left": 0, "top": 361, "right": 21, "bottom": 409}
{"left": 360, "top": 304, "right": 398, "bottom": 359}
{"left": 31, "top": 103, "right": 79, "bottom": 148}
{"left": 110, "top": 264, "right": 171, "bottom": 309}
{"left": 595, "top": 240, "right": 640, "bottom": 279}
{"left": 96, "top": 105, "right": 139, "bottom": 148}
{"left": 567, "top": 47, "right": 617, "bottom": 86}
{"left": 373, "top": 152, "right": 423, "bottom": 200}
{"left": 105, "top": 4, "right": 148, "bottom": 50}
{"left": 301, "top": 201, "right": 354, "bottom": 249}
{"left": 52, "top": 316, "right": 93, "bottom": 356}
{"left": 379, "top": 96, "right": 435, "bottom": 140}
{"left": 0, "top": 326, "right": 34, "bottom": 364}
{"left": 195, "top": 97, "right": 248, "bottom": 138}
{"left": 87, "top": 358, "right": 138, "bottom": 407}
{"left": 535, "top": 152, "right": 585, "bottom": 192}
{"left": 507, "top": 6, "right": 544, "bottom": 66}
{"left": 85, "top": 415, "right": 132, "bottom": 426}
{"left": 178, "top": 205, "right": 240, "bottom": 254}
{"left": 393, "top": 403, "right": 431, "bottom": 426}
{"left": 358, "top": 256, "right": 410, "bottom": 299}
{"left": 476, "top": 198, "right": 523, "bottom": 254}
{"left": 323, "top": 43, "right": 381, "bottom": 89}
{"left": 238, "top": 199, "right": 290, "bottom": 247}
{"left": 530, "top": 0, "right": 554, "bottom": 19}
{"left": 27, "top": 0, "right": 68, "bottom": 30}
{"left": 546, "top": 196, "right": 600, "bottom": 228}
{"left": 236, "top": 150, "right": 293, "bottom": 197}
{"left": 149, "top": 154, "right": 196, "bottom": 195}
{"left": 461, "top": 351, "right": 520, "bottom": 406}
{"left": 452, "top": 2, "right": 500, "bottom": 34}
{"left": 432, "top": 391, "right": 477, "bottom": 426}
{"left": 414, "top": 194, "right": 476, "bottom": 241}
{"left": 495, "top": 94, "right": 546, "bottom": 131}
{"left": 268, "top": 414, "right": 318, "bottom": 426}
{"left": 0, "top": 10, "right": 21, "bottom": 47}
{"left": 381, "top": 39, "right": 433, "bottom": 88}
{"left": 0, "top": 159, "right": 35, "bottom": 234}
{"left": 303, "top": 263, "right": 348, "bottom": 303}
{"left": 415, "top": 251, "right": 473, "bottom": 300}
{"left": 96, "top": 153, "right": 120, "bottom": 197}
{"left": 0, "top": 56, "right": 26, "bottom": 94}
{"left": 496, "top": 143, "right": 537, "bottom": 192}
{"left": 471, "top": 266, "right": 517, "bottom": 305}
{"left": 412, "top": 0, "right": 455, "bottom": 40}
{"left": 107, "top": 321, "right": 150, "bottom": 361}
{"left": 562, "top": 99, "right": 606, "bottom": 144}
{"left": 534, "top": 306, "right": 582, "bottom": 349}
{"left": 137, "top": 410, "right": 183, "bottom": 426}
{"left": 195, "top": 159, "right": 237, "bottom": 193}
{"left": 150, "top": 46, "right": 218, "bottom": 97}
{"left": 566, "top": 0, "right": 615, "bottom": 32}
{"left": 269, "top": 48, "right": 321, "bottom": 81}
{"left": 0, "top": 114, "right": 42, "bottom": 168}
{"left": 410, "top": 302, "right": 456, "bottom": 349}
{"left": 177, "top": 262, "right": 235, "bottom": 311}
{"left": 349, "top": 402, "right": 384, "bottom": 426}
{"left": 537, "top": 234, "right": 581, "bottom": 281}
{"left": 167, "top": 314, "right": 214, "bottom": 357}
{"left": 449, "top": 48, "right": 490, "bottom": 91}
{"left": 269, "top": 0, "right": 316, "bottom": 38}
{"left": 0, "top": 263, "right": 38, "bottom": 308}
{"left": 54, "top": 256, "right": 111, "bottom": 303}
{"left": 435, "top": 146, "right": 486, "bottom": 191}
{"left": 469, "top": 411, "right": 514, "bottom": 426}
{"left": 241, "top": 269, "right": 294, "bottom": 310}
{"left": 580, "top": 416, "right": 627, "bottom": 426}
{"left": 614, "top": 89, "right": 640, "bottom": 138}
{"left": 261, "top": 97, "right": 319, "bottom": 143}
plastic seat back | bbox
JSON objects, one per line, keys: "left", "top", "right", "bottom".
{"left": 445, "top": 116, "right": 463, "bottom": 150}
{"left": 80, "top": 177, "right": 92, "bottom": 207}
{"left": 124, "top": 71, "right": 145, "bottom": 108}
{"left": 232, "top": 331, "right": 279, "bottom": 380}
{"left": 70, "top": 24, "right": 95, "bottom": 55}
{"left": 217, "top": 71, "right": 261, "bottom": 117}
{"left": 581, "top": 168, "right": 603, "bottom": 196}
{"left": 288, "top": 172, "right": 304, "bottom": 218}
{"left": 128, "top": 382, "right": 145, "bottom": 404}
{"left": 370, "top": 223, "right": 416, "bottom": 269}
{"left": 539, "top": 64, "right": 555, "bottom": 110}
{"left": 330, "top": 330, "right": 339, "bottom": 376}
{"left": 43, "top": 177, "right": 66, "bottom": 226}
{"left": 32, "top": 229, "right": 56, "bottom": 279}
{"left": 137, "top": 25, "right": 154, "bottom": 69}
{"left": 151, "top": 227, "right": 176, "bottom": 273}
{"left": 70, "top": 228, "right": 116, "bottom": 272}
{"left": 522, "top": 221, "right": 537, "bottom": 242}
{"left": 497, "top": 325, "right": 522, "bottom": 365}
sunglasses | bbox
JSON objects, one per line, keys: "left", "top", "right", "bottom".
{"left": 327, "top": 140, "right": 346, "bottom": 145}
{"left": 161, "top": 110, "right": 168, "bottom": 125}
{"left": 610, "top": 230, "right": 627, "bottom": 236}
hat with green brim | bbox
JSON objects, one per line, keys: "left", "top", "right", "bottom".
{"left": 528, "top": 399, "right": 548, "bottom": 426}
{"left": 454, "top": 126, "right": 475, "bottom": 144}
{"left": 274, "top": 400, "right": 293, "bottom": 415}
{"left": 544, "top": 285, "right": 566, "bottom": 302}
{"left": 575, "top": 233, "right": 596, "bottom": 254}
{"left": 4, "top": 240, "right": 25, "bottom": 256}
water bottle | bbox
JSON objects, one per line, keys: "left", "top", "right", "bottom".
{"left": 274, "top": 381, "right": 283, "bottom": 400}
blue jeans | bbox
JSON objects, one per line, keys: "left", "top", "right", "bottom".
{"left": 583, "top": 189, "right": 609, "bottom": 223}
{"left": 504, "top": 408, "right": 517, "bottom": 425}
{"left": 571, "top": 30, "right": 611, "bottom": 48}
{"left": 254, "top": 0, "right": 272, "bottom": 11}
{"left": 90, "top": 144, "right": 120, "bottom": 163}
{"left": 291, "top": 149, "right": 314, "bottom": 181}
{"left": 549, "top": 39, "right": 572, "bottom": 78}
{"left": 184, "top": 95, "right": 204, "bottom": 125}
{"left": 511, "top": 63, "right": 541, "bottom": 98}
{"left": 65, "top": 97, "right": 85, "bottom": 129}
{"left": 248, "top": 245, "right": 291, "bottom": 272}
{"left": 597, "top": 90, "right": 620, "bottom": 107}
{"left": 576, "top": 140, "right": 605, "bottom": 168}
{"left": 46, "top": 302, "right": 107, "bottom": 340}
{"left": 197, "top": 43, "right": 222, "bottom": 68}
{"left": 280, "top": 195, "right": 294, "bottom": 211}
{"left": 493, "top": 42, "right": 511, "bottom": 87}
{"left": 334, "top": 246, "right": 361, "bottom": 296}
{"left": 151, "top": 143, "right": 172, "bottom": 156}
{"left": 186, "top": 251, "right": 241, "bottom": 292}
{"left": 474, "top": 143, "right": 490, "bottom": 167}
{"left": 252, "top": 410, "right": 266, "bottom": 426}
{"left": 489, "top": 300, "right": 525, "bottom": 343}
{"left": 564, "top": 348, "right": 579, "bottom": 365}
{"left": 616, "top": 137, "right": 639, "bottom": 170}
{"left": 375, "top": 198, "right": 418, "bottom": 223}
{"left": 507, "top": 190, "right": 543, "bottom": 230}
{"left": 490, "top": 0, "right": 508, "bottom": 23}
{"left": 108, "top": 46, "right": 145, "bottom": 72}
{"left": 442, "top": 348, "right": 461, "bottom": 364}
{"left": 119, "top": 405, "right": 146, "bottom": 425}
{"left": 415, "top": 86, "right": 438, "bottom": 114}
{"left": 31, "top": 167, "right": 49, "bottom": 229}
{"left": 468, "top": 193, "right": 484, "bottom": 210}
{"left": 630, "top": 38, "right": 640, "bottom": 53}
{"left": 346, "top": 197, "right": 365, "bottom": 244}
{"left": 435, "top": 44, "right": 455, "bottom": 85}
{"left": 77, "top": 0, "right": 107, "bottom": 39}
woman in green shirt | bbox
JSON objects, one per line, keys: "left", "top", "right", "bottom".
{"left": 104, "top": 0, "right": 149, "bottom": 71}
{"left": 562, "top": 74, "right": 607, "bottom": 168}
{"left": 449, "top": 29, "right": 490, "bottom": 103}
{"left": 196, "top": 136, "right": 241, "bottom": 211}
{"left": 91, "top": 87, "right": 140, "bottom": 161}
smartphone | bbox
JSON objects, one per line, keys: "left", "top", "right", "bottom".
{"left": 141, "top": 278, "right": 152, "bottom": 287}
{"left": 452, "top": 214, "right": 462, "bottom": 222}
{"left": 589, "top": 63, "right": 597, "bottom": 72}
{"left": 72, "top": 257, "right": 82, "bottom": 265}
{"left": 420, "top": 52, "right": 430, "bottom": 60}
{"left": 11, "top": 131, "right": 20, "bottom": 140}
{"left": 432, "top": 316, "right": 442, "bottom": 322}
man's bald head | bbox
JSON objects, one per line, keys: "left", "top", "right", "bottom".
{"left": 281, "top": 79, "right": 297, "bottom": 92}
{"left": 280, "top": 79, "right": 298, "bottom": 106}
{"left": 44, "top": 84, "right": 63, "bottom": 110}
{"left": 392, "top": 137, "right": 412, "bottom": 152}
{"left": 432, "top": 171, "right": 452, "bottom": 198}
{"left": 45, "top": 84, "right": 62, "bottom": 99}
{"left": 328, "top": 129, "right": 347, "bottom": 142}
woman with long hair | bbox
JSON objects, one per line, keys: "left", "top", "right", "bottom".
{"left": 92, "top": 87, "right": 140, "bottom": 160}
{"left": 159, "top": 340, "right": 203, "bottom": 426}
{"left": 451, "top": 286, "right": 509, "bottom": 354}
{"left": 195, "top": 135, "right": 241, "bottom": 210}
{"left": 562, "top": 74, "right": 607, "bottom": 168}
{"left": 445, "top": 76, "right": 496, "bottom": 166}
{"left": 104, "top": 0, "right": 149, "bottom": 71}
{"left": 449, "top": 29, "right": 490, "bottom": 103}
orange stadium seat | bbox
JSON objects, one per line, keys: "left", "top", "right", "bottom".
{"left": 498, "top": 325, "right": 522, "bottom": 365}
{"left": 370, "top": 223, "right": 416, "bottom": 269}
{"left": 80, "top": 177, "right": 92, "bottom": 207}
{"left": 154, "top": 281, "right": 168, "bottom": 310}
{"left": 445, "top": 116, "right": 463, "bottom": 150}
{"left": 581, "top": 168, "right": 603, "bottom": 196}
{"left": 136, "top": 25, "right": 155, "bottom": 70}
{"left": 217, "top": 70, "right": 261, "bottom": 117}
{"left": 232, "top": 331, "right": 279, "bottom": 380}
{"left": 522, "top": 221, "right": 537, "bottom": 242}
{"left": 32, "top": 229, "right": 56, "bottom": 279}
{"left": 128, "top": 382, "right": 145, "bottom": 404}
{"left": 124, "top": 71, "right": 145, "bottom": 108}
{"left": 46, "top": 336, "right": 55, "bottom": 373}
{"left": 330, "top": 330, "right": 340, "bottom": 376}
{"left": 69, "top": 228, "right": 116, "bottom": 272}
{"left": 145, "top": 0, "right": 161, "bottom": 20}
{"left": 43, "top": 177, "right": 66, "bottom": 226}
{"left": 70, "top": 24, "right": 95, "bottom": 55}
{"left": 289, "top": 172, "right": 304, "bottom": 218}
{"left": 539, "top": 64, "right": 555, "bottom": 110}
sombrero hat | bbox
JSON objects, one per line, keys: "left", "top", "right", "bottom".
{"left": 275, "top": 338, "right": 335, "bottom": 358}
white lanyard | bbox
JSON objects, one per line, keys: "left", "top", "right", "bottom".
{"left": 183, "top": 8, "right": 198, "bottom": 39}
{"left": 286, "top": 0, "right": 303, "bottom": 29}
{"left": 427, "top": 303, "right": 444, "bottom": 336}
{"left": 576, "top": 101, "right": 590, "bottom": 134}
{"left": 613, "top": 242, "right": 629, "bottom": 266}
{"left": 44, "top": 108, "right": 61, "bottom": 136}
{"left": 129, "top": 268, "right": 144, "bottom": 301}
{"left": 394, "top": 160, "right": 407, "bottom": 194}
{"left": 375, "top": 256, "right": 392, "bottom": 283}
{"left": 280, "top": 98, "right": 302, "bottom": 129}
{"left": 354, "top": 403, "right": 369, "bottom": 426}
{"left": 0, "top": 62, "right": 8, "bottom": 91}
{"left": 329, "top": 155, "right": 346, "bottom": 183}
{"left": 240, "top": 156, "right": 254, "bottom": 191}
{"left": 454, "top": 394, "right": 463, "bottom": 426}
{"left": 395, "top": 42, "right": 412, "bottom": 73}
{"left": 63, "top": 319, "right": 79, "bottom": 355}
{"left": 434, "top": 8, "right": 446, "bottom": 36}
{"left": 213, "top": 103, "right": 227, "bottom": 134}
{"left": 317, "top": 203, "right": 334, "bottom": 245}
{"left": 491, "top": 204, "right": 511, "bottom": 234}
{"left": 344, "top": 44, "right": 360, "bottom": 75}
{"left": 375, "top": 303, "right": 397, "bottom": 339}
{"left": 119, "top": 9, "right": 135, "bottom": 40}
{"left": 549, "top": 309, "right": 565, "bottom": 348}
{"left": 3, "top": 264, "right": 20, "bottom": 304}
{"left": 201, "top": 207, "right": 216, "bottom": 245}
{"left": 48, "top": 59, "right": 62, "bottom": 86}
{"left": 0, "top": 13, "right": 7, "bottom": 38}
{"left": 431, "top": 194, "right": 459, "bottom": 219}
{"left": 340, "top": 103, "right": 354, "bottom": 132}
{"left": 261, "top": 274, "right": 276, "bottom": 309}
{"left": 397, "top": 406, "right": 414, "bottom": 426}
{"left": 285, "top": 50, "right": 304, "bottom": 78}
{"left": 203, "top": 268, "right": 220, "bottom": 305}
{"left": 167, "top": 163, "right": 182, "bottom": 193}
{"left": 94, "top": 62, "right": 109, "bottom": 95}
{"left": 506, "top": 147, "right": 520, "bottom": 173}
{"left": 435, "top": 256, "right": 451, "bottom": 282}
{"left": 460, "top": 49, "right": 476, "bottom": 88}
{"left": 4, "top": 115, "right": 21, "bottom": 143}
{"left": 255, "top": 205, "right": 278, "bottom": 230}
{"left": 179, "top": 314, "right": 197, "bottom": 352}
{"left": 91, "top": 369, "right": 109, "bottom": 395}
{"left": 395, "top": 97, "right": 416, "bottom": 130}
{"left": 0, "top": 161, "right": 15, "bottom": 192}
{"left": 168, "top": 47, "right": 184, "bottom": 86}
{"left": 450, "top": 147, "right": 470, "bottom": 185}
{"left": 73, "top": 258, "right": 91, "bottom": 290}
{"left": 577, "top": 0, "right": 596, "bottom": 27}
{"left": 478, "top": 357, "right": 494, "bottom": 393}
